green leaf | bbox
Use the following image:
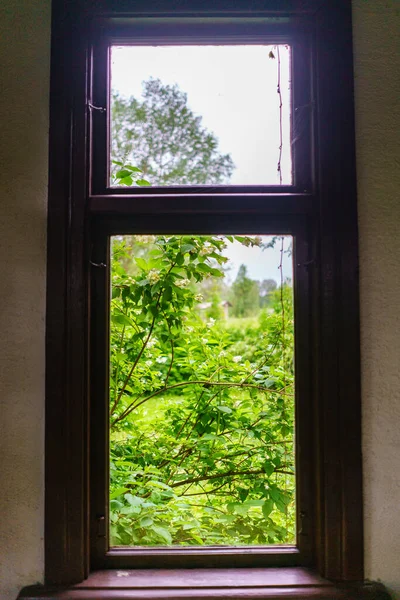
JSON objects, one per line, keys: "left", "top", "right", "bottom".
{"left": 237, "top": 489, "right": 248, "bottom": 502}
{"left": 151, "top": 525, "right": 172, "bottom": 545}
{"left": 120, "top": 505, "right": 141, "bottom": 515}
{"left": 196, "top": 263, "right": 212, "bottom": 273}
{"left": 263, "top": 461, "right": 275, "bottom": 477}
{"left": 216, "top": 405, "right": 232, "bottom": 414}
{"left": 146, "top": 480, "right": 172, "bottom": 490}
{"left": 162, "top": 286, "right": 172, "bottom": 303}
{"left": 149, "top": 304, "right": 158, "bottom": 317}
{"left": 139, "top": 517, "right": 154, "bottom": 527}
{"left": 181, "top": 244, "right": 195, "bottom": 253}
{"left": 124, "top": 165, "right": 142, "bottom": 173}
{"left": 244, "top": 499, "right": 265, "bottom": 507}
{"left": 135, "top": 257, "right": 148, "bottom": 271}
{"left": 111, "top": 314, "right": 132, "bottom": 327}
{"left": 136, "top": 178, "right": 151, "bottom": 186}
{"left": 268, "top": 487, "right": 290, "bottom": 513}
{"left": 119, "top": 176, "right": 133, "bottom": 186}
{"left": 262, "top": 499, "right": 274, "bottom": 518}
{"left": 116, "top": 169, "right": 133, "bottom": 179}
{"left": 124, "top": 493, "right": 143, "bottom": 506}
{"left": 110, "top": 487, "right": 129, "bottom": 500}
{"left": 209, "top": 267, "right": 224, "bottom": 277}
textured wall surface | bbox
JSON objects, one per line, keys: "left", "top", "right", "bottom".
{"left": 353, "top": 1, "right": 400, "bottom": 598}
{"left": 0, "top": 1, "right": 399, "bottom": 599}
{"left": 0, "top": 1, "right": 50, "bottom": 599}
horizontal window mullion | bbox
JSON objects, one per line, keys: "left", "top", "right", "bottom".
{"left": 88, "top": 193, "right": 315, "bottom": 218}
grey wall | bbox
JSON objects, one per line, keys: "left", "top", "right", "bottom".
{"left": 0, "top": 1, "right": 399, "bottom": 599}
{"left": 0, "top": 1, "right": 49, "bottom": 599}
{"left": 353, "top": 1, "right": 400, "bottom": 597}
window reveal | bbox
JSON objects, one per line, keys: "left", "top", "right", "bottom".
{"left": 42, "top": 1, "right": 364, "bottom": 587}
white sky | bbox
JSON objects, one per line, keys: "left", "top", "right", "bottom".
{"left": 111, "top": 45, "right": 292, "bottom": 185}
{"left": 223, "top": 236, "right": 293, "bottom": 285}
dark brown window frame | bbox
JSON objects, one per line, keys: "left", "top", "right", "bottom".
{"left": 90, "top": 214, "right": 312, "bottom": 570}
{"left": 36, "top": 0, "right": 371, "bottom": 597}
{"left": 90, "top": 20, "right": 313, "bottom": 196}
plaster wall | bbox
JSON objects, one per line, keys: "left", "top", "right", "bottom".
{"left": 0, "top": 1, "right": 399, "bottom": 599}
{"left": 353, "top": 1, "right": 400, "bottom": 597}
{"left": 0, "top": 1, "right": 50, "bottom": 599}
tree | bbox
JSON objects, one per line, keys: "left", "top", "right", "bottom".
{"left": 230, "top": 265, "right": 260, "bottom": 318}
{"left": 259, "top": 278, "right": 277, "bottom": 307}
{"left": 111, "top": 78, "right": 235, "bottom": 185}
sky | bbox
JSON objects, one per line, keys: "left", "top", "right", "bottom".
{"left": 111, "top": 46, "right": 293, "bottom": 282}
{"left": 223, "top": 236, "right": 292, "bottom": 285}
{"left": 111, "top": 45, "right": 292, "bottom": 185}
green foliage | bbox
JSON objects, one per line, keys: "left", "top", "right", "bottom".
{"left": 109, "top": 235, "right": 295, "bottom": 547}
{"left": 259, "top": 279, "right": 278, "bottom": 308}
{"left": 230, "top": 264, "right": 260, "bottom": 317}
{"left": 111, "top": 78, "right": 235, "bottom": 185}
{"left": 112, "top": 161, "right": 151, "bottom": 187}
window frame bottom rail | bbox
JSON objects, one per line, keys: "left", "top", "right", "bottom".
{"left": 19, "top": 568, "right": 390, "bottom": 599}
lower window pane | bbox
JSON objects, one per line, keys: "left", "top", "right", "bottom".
{"left": 109, "top": 235, "right": 295, "bottom": 547}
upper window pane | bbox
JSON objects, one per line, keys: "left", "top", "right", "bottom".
{"left": 110, "top": 45, "right": 292, "bottom": 187}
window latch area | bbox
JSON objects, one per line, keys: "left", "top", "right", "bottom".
{"left": 90, "top": 260, "right": 107, "bottom": 268}
{"left": 97, "top": 515, "right": 106, "bottom": 538}
{"left": 88, "top": 101, "right": 107, "bottom": 113}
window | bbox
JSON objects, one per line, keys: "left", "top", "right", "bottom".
{"left": 41, "top": 0, "right": 364, "bottom": 596}
{"left": 109, "top": 44, "right": 292, "bottom": 186}
{"left": 108, "top": 235, "right": 297, "bottom": 549}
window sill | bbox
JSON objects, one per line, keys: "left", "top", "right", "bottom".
{"left": 19, "top": 568, "right": 390, "bottom": 599}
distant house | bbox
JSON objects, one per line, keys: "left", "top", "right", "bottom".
{"left": 197, "top": 300, "right": 232, "bottom": 319}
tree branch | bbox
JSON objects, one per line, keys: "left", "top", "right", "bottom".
{"left": 170, "top": 467, "right": 294, "bottom": 489}
{"left": 111, "top": 379, "right": 290, "bottom": 427}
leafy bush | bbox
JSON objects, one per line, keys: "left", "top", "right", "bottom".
{"left": 109, "top": 235, "right": 295, "bottom": 546}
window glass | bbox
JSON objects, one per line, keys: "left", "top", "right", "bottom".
{"left": 109, "top": 234, "right": 295, "bottom": 547}
{"left": 110, "top": 45, "right": 292, "bottom": 187}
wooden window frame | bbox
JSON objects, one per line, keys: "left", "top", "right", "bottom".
{"left": 36, "top": 0, "right": 371, "bottom": 597}
{"left": 90, "top": 215, "right": 312, "bottom": 570}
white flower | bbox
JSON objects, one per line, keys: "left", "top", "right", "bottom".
{"left": 195, "top": 294, "right": 204, "bottom": 302}
{"left": 145, "top": 360, "right": 152, "bottom": 367}
{"left": 201, "top": 338, "right": 208, "bottom": 344}
{"left": 175, "top": 278, "right": 190, "bottom": 288}
{"left": 156, "top": 356, "right": 168, "bottom": 364}
{"left": 186, "top": 326, "right": 194, "bottom": 333}
{"left": 200, "top": 244, "right": 212, "bottom": 256}
{"left": 207, "top": 318, "right": 216, "bottom": 327}
{"left": 148, "top": 269, "right": 160, "bottom": 284}
{"left": 147, "top": 339, "right": 156, "bottom": 348}
{"left": 232, "top": 355, "right": 242, "bottom": 363}
{"left": 219, "top": 350, "right": 227, "bottom": 358}
{"left": 136, "top": 235, "right": 155, "bottom": 244}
